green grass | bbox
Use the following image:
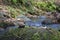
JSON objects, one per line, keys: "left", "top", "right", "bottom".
{"left": 0, "top": 27, "right": 60, "bottom": 40}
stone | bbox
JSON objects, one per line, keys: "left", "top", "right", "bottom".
{"left": 57, "top": 18, "right": 60, "bottom": 23}
{"left": 17, "top": 15, "right": 31, "bottom": 21}
{"left": 25, "top": 13, "right": 33, "bottom": 18}
{"left": 0, "top": 18, "right": 16, "bottom": 29}
{"left": 55, "top": 0, "right": 60, "bottom": 6}
{"left": 0, "top": 11, "right": 10, "bottom": 18}
{"left": 17, "top": 22, "right": 25, "bottom": 28}
{"left": 16, "top": 18, "right": 25, "bottom": 28}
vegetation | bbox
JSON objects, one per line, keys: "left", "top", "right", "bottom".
{"left": 0, "top": 28, "right": 60, "bottom": 40}
{"left": 0, "top": 0, "right": 60, "bottom": 40}
{"left": 35, "top": 1, "right": 56, "bottom": 12}
{"left": 2, "top": 0, "right": 60, "bottom": 15}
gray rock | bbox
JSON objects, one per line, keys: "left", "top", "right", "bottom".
{"left": 17, "top": 15, "right": 31, "bottom": 21}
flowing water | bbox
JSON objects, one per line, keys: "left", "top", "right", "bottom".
{"left": 25, "top": 16, "right": 60, "bottom": 30}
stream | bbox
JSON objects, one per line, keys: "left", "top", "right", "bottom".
{"left": 0, "top": 15, "right": 60, "bottom": 35}
{"left": 16, "top": 15, "right": 60, "bottom": 30}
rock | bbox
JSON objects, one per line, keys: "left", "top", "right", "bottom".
{"left": 52, "top": 19, "right": 58, "bottom": 24}
{"left": 25, "top": 13, "right": 33, "bottom": 18}
{"left": 57, "top": 14, "right": 60, "bottom": 19}
{"left": 0, "top": 18, "right": 16, "bottom": 29}
{"left": 0, "top": 11, "right": 11, "bottom": 18}
{"left": 55, "top": 0, "right": 60, "bottom": 6}
{"left": 16, "top": 18, "right": 25, "bottom": 28}
{"left": 0, "top": 22, "right": 15, "bottom": 29}
{"left": 57, "top": 18, "right": 60, "bottom": 23}
{"left": 32, "top": 15, "right": 38, "bottom": 18}
{"left": 0, "top": 0, "right": 3, "bottom": 5}
{"left": 19, "top": 24, "right": 25, "bottom": 28}
{"left": 17, "top": 15, "right": 31, "bottom": 21}
{"left": 17, "top": 22, "right": 25, "bottom": 28}
{"left": 42, "top": 19, "right": 52, "bottom": 25}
